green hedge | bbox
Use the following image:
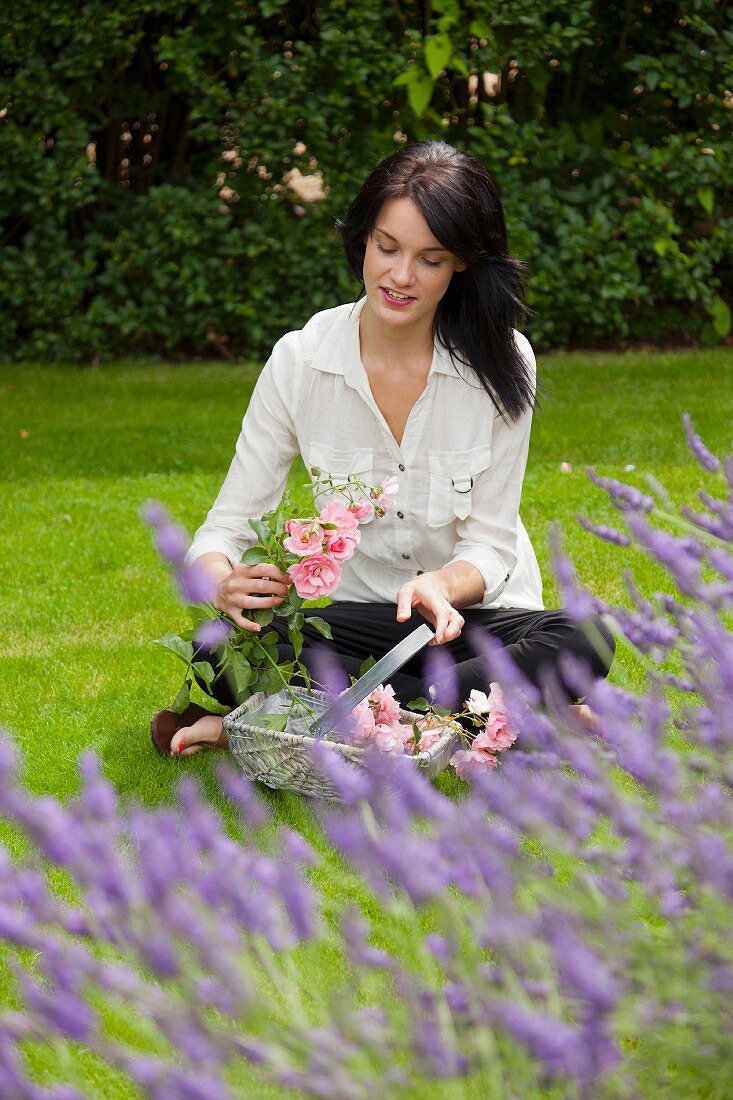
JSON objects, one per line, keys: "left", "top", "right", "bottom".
{"left": 1, "top": 0, "right": 731, "bottom": 361}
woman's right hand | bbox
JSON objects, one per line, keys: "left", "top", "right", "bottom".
{"left": 214, "top": 562, "right": 292, "bottom": 632}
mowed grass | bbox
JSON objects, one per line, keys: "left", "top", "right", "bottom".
{"left": 1, "top": 346, "right": 732, "bottom": 1096}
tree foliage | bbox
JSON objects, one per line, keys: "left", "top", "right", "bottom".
{"left": 0, "top": 0, "right": 730, "bottom": 360}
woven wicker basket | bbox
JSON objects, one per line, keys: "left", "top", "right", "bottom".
{"left": 223, "top": 686, "right": 461, "bottom": 801}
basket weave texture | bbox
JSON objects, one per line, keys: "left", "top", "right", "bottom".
{"left": 223, "top": 686, "right": 462, "bottom": 801}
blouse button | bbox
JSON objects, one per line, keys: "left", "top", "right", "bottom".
{"left": 416, "top": 570, "right": 424, "bottom": 576}
{"left": 402, "top": 552, "right": 410, "bottom": 560}
{"left": 398, "top": 463, "right": 405, "bottom": 472}
{"left": 397, "top": 511, "right": 405, "bottom": 519}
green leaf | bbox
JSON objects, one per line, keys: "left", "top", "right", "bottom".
{"left": 255, "top": 713, "right": 288, "bottom": 732}
{"left": 192, "top": 660, "right": 215, "bottom": 689}
{"left": 646, "top": 70, "right": 660, "bottom": 91}
{"left": 289, "top": 627, "right": 304, "bottom": 658}
{"left": 307, "top": 616, "right": 333, "bottom": 640}
{"left": 277, "top": 589, "right": 302, "bottom": 616}
{"left": 707, "top": 295, "right": 731, "bottom": 338}
{"left": 406, "top": 70, "right": 435, "bottom": 117}
{"left": 301, "top": 597, "right": 331, "bottom": 608}
{"left": 424, "top": 33, "right": 452, "bottom": 79}
{"left": 469, "top": 18, "right": 493, "bottom": 38}
{"left": 260, "top": 0, "right": 287, "bottom": 17}
{"left": 154, "top": 634, "right": 194, "bottom": 664}
{"left": 260, "top": 668, "right": 285, "bottom": 695}
{"left": 260, "top": 630, "right": 280, "bottom": 651}
{"left": 228, "top": 651, "right": 253, "bottom": 696}
{"left": 248, "top": 519, "right": 270, "bottom": 544}
{"left": 359, "top": 655, "right": 376, "bottom": 676}
{"left": 242, "top": 545, "right": 269, "bottom": 565}
{"left": 252, "top": 608, "right": 274, "bottom": 627}
{"left": 697, "top": 187, "right": 715, "bottom": 215}
{"left": 406, "top": 697, "right": 431, "bottom": 712}
{"left": 170, "top": 678, "right": 191, "bottom": 714}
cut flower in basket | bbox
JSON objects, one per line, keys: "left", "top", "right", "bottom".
{"left": 144, "top": 473, "right": 397, "bottom": 718}
{"left": 345, "top": 680, "right": 516, "bottom": 776}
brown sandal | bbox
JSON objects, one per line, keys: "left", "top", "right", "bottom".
{"left": 150, "top": 702, "right": 228, "bottom": 755}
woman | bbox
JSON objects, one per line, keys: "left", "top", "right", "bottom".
{"left": 153, "top": 141, "right": 614, "bottom": 756}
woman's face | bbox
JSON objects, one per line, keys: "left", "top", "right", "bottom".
{"left": 362, "top": 196, "right": 465, "bottom": 334}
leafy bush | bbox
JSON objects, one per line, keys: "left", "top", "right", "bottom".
{"left": 0, "top": 0, "right": 730, "bottom": 360}
{"left": 2, "top": 421, "right": 733, "bottom": 1096}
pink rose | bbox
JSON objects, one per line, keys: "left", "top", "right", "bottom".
{"left": 473, "top": 723, "right": 516, "bottom": 753}
{"left": 450, "top": 748, "right": 499, "bottom": 779}
{"left": 353, "top": 698, "right": 377, "bottom": 743}
{"left": 369, "top": 684, "right": 400, "bottom": 726}
{"left": 348, "top": 497, "right": 374, "bottom": 521}
{"left": 472, "top": 682, "right": 516, "bottom": 753}
{"left": 318, "top": 500, "right": 359, "bottom": 534}
{"left": 283, "top": 519, "right": 324, "bottom": 557}
{"left": 287, "top": 554, "right": 342, "bottom": 598}
{"left": 417, "top": 728, "right": 443, "bottom": 752}
{"left": 324, "top": 526, "right": 360, "bottom": 562}
{"left": 374, "top": 723, "right": 411, "bottom": 754}
{"left": 371, "top": 475, "right": 399, "bottom": 515}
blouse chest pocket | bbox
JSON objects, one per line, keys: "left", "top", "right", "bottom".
{"left": 427, "top": 444, "right": 492, "bottom": 527}
{"left": 308, "top": 443, "right": 375, "bottom": 518}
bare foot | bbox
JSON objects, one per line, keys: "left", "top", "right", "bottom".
{"left": 170, "top": 715, "right": 228, "bottom": 757}
{"left": 569, "top": 703, "right": 604, "bottom": 736}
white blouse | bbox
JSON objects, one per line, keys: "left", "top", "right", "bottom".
{"left": 186, "top": 298, "right": 544, "bottom": 611}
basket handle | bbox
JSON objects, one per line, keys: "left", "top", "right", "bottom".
{"left": 309, "top": 622, "right": 435, "bottom": 739}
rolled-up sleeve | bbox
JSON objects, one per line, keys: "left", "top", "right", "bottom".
{"left": 184, "top": 334, "right": 301, "bottom": 567}
{"left": 448, "top": 337, "right": 536, "bottom": 607}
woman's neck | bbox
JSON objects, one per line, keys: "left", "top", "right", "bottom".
{"left": 359, "top": 297, "right": 435, "bottom": 374}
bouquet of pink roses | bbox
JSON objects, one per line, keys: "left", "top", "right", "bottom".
{"left": 147, "top": 471, "right": 397, "bottom": 716}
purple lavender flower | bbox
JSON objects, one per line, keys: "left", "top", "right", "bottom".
{"left": 154, "top": 522, "right": 189, "bottom": 567}
{"left": 424, "top": 933, "right": 454, "bottom": 961}
{"left": 309, "top": 644, "right": 350, "bottom": 698}
{"left": 195, "top": 617, "right": 232, "bottom": 648}
{"left": 488, "top": 1000, "right": 584, "bottom": 1078}
{"left": 19, "top": 972, "right": 96, "bottom": 1043}
{"left": 550, "top": 527, "right": 600, "bottom": 622}
{"left": 576, "top": 515, "right": 632, "bottom": 546}
{"left": 140, "top": 500, "right": 169, "bottom": 526}
{"left": 682, "top": 412, "right": 721, "bottom": 473}
{"left": 423, "top": 644, "right": 460, "bottom": 708}
{"left": 541, "top": 914, "right": 622, "bottom": 1014}
{"left": 608, "top": 605, "right": 677, "bottom": 659}
{"left": 625, "top": 513, "right": 704, "bottom": 597}
{"left": 276, "top": 858, "right": 320, "bottom": 942}
{"left": 310, "top": 741, "right": 373, "bottom": 803}
{"left": 215, "top": 761, "right": 271, "bottom": 826}
{"left": 340, "top": 906, "right": 393, "bottom": 970}
{"left": 179, "top": 562, "right": 218, "bottom": 605}
{"left": 680, "top": 502, "right": 733, "bottom": 543}
{"left": 587, "top": 470, "right": 655, "bottom": 514}
{"left": 77, "top": 752, "right": 118, "bottom": 819}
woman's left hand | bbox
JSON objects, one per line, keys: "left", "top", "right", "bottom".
{"left": 395, "top": 573, "right": 465, "bottom": 645}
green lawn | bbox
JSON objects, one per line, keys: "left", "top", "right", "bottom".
{"left": 1, "top": 346, "right": 732, "bottom": 1095}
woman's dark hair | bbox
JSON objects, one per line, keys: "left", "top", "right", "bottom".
{"left": 336, "top": 141, "right": 534, "bottom": 421}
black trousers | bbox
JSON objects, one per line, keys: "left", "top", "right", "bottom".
{"left": 201, "top": 603, "right": 615, "bottom": 710}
